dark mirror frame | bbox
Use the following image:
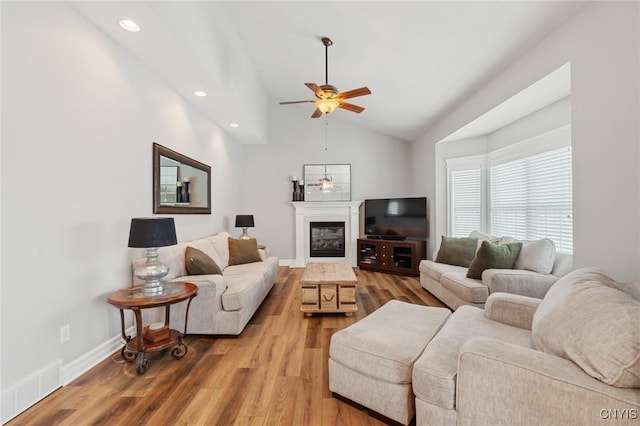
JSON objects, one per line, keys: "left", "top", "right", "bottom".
{"left": 153, "top": 142, "right": 211, "bottom": 214}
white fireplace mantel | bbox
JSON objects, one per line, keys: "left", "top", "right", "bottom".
{"left": 292, "top": 201, "right": 362, "bottom": 267}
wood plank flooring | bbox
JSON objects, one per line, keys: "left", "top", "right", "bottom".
{"left": 8, "top": 267, "right": 446, "bottom": 426}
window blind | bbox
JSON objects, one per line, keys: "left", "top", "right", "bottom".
{"left": 450, "top": 168, "right": 482, "bottom": 238}
{"left": 490, "top": 146, "right": 573, "bottom": 253}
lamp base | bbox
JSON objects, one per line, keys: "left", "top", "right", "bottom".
{"left": 134, "top": 247, "right": 170, "bottom": 296}
{"left": 239, "top": 228, "right": 252, "bottom": 240}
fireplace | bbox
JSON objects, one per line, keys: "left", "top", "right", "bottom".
{"left": 292, "top": 200, "right": 362, "bottom": 267}
{"left": 310, "top": 222, "right": 345, "bottom": 257}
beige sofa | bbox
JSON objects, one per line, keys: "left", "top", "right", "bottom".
{"left": 413, "top": 267, "right": 640, "bottom": 425}
{"left": 420, "top": 232, "right": 573, "bottom": 310}
{"left": 132, "top": 231, "right": 278, "bottom": 335}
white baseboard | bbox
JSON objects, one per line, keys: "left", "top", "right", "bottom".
{"left": 61, "top": 327, "right": 133, "bottom": 385}
{"left": 1, "top": 361, "right": 61, "bottom": 424}
{"left": 1, "top": 327, "right": 133, "bottom": 424}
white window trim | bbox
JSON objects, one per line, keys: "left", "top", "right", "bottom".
{"left": 487, "top": 125, "right": 571, "bottom": 167}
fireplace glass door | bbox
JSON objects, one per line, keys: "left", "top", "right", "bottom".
{"left": 309, "top": 222, "right": 345, "bottom": 257}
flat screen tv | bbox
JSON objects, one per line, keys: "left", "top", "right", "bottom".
{"left": 364, "top": 197, "right": 428, "bottom": 240}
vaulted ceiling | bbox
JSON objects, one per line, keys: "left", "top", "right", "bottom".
{"left": 72, "top": 1, "right": 583, "bottom": 144}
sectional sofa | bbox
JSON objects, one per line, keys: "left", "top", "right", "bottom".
{"left": 329, "top": 267, "right": 640, "bottom": 425}
{"left": 420, "top": 231, "right": 572, "bottom": 309}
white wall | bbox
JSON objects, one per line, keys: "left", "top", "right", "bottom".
{"left": 241, "top": 102, "right": 413, "bottom": 262}
{"left": 1, "top": 2, "right": 244, "bottom": 418}
{"left": 412, "top": 2, "right": 639, "bottom": 282}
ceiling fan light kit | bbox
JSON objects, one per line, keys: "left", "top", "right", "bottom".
{"left": 280, "top": 37, "right": 371, "bottom": 118}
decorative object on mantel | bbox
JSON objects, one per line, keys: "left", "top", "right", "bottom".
{"left": 303, "top": 164, "right": 351, "bottom": 201}
{"left": 235, "top": 215, "right": 255, "bottom": 240}
{"left": 291, "top": 176, "right": 305, "bottom": 201}
{"left": 128, "top": 217, "right": 178, "bottom": 295}
{"left": 279, "top": 37, "right": 371, "bottom": 118}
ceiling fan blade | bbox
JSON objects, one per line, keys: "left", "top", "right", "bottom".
{"left": 338, "top": 102, "right": 365, "bottom": 113}
{"left": 311, "top": 108, "right": 323, "bottom": 118}
{"left": 280, "top": 100, "right": 315, "bottom": 105}
{"left": 336, "top": 87, "right": 371, "bottom": 100}
{"left": 305, "top": 83, "right": 325, "bottom": 98}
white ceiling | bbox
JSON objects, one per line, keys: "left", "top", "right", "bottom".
{"left": 71, "top": 1, "right": 584, "bottom": 143}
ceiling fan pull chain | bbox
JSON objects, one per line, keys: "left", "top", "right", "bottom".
{"left": 324, "top": 115, "right": 329, "bottom": 151}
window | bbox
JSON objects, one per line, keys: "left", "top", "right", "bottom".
{"left": 490, "top": 146, "right": 573, "bottom": 253}
{"left": 445, "top": 126, "right": 573, "bottom": 253}
{"left": 449, "top": 168, "right": 482, "bottom": 238}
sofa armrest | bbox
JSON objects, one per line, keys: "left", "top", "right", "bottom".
{"left": 482, "top": 268, "right": 557, "bottom": 299}
{"left": 168, "top": 275, "right": 227, "bottom": 333}
{"left": 457, "top": 338, "right": 640, "bottom": 426}
{"left": 483, "top": 292, "right": 542, "bottom": 330}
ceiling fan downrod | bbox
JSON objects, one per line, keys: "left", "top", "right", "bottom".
{"left": 322, "top": 37, "right": 333, "bottom": 85}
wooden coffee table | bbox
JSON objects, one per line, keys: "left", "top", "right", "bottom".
{"left": 300, "top": 262, "right": 357, "bottom": 316}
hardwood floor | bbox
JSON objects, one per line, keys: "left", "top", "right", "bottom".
{"left": 8, "top": 267, "right": 445, "bottom": 426}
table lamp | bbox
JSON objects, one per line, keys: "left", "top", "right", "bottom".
{"left": 128, "top": 217, "right": 177, "bottom": 295}
{"left": 235, "top": 215, "right": 255, "bottom": 240}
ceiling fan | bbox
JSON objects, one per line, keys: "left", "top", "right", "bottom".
{"left": 280, "top": 37, "right": 371, "bottom": 118}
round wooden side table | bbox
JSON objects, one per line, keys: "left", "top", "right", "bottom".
{"left": 108, "top": 282, "right": 198, "bottom": 374}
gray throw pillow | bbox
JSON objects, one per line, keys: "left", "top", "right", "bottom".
{"left": 185, "top": 246, "right": 223, "bottom": 275}
{"left": 466, "top": 240, "right": 522, "bottom": 279}
{"left": 435, "top": 236, "right": 478, "bottom": 267}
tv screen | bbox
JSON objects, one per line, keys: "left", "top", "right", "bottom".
{"left": 364, "top": 197, "right": 428, "bottom": 240}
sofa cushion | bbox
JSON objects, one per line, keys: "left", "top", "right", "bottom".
{"left": 223, "top": 256, "right": 278, "bottom": 278}
{"left": 466, "top": 240, "right": 522, "bottom": 279}
{"left": 156, "top": 242, "right": 188, "bottom": 280}
{"left": 532, "top": 267, "right": 640, "bottom": 388}
{"left": 330, "top": 300, "right": 450, "bottom": 384}
{"left": 413, "top": 305, "right": 533, "bottom": 409}
{"left": 221, "top": 273, "right": 264, "bottom": 311}
{"left": 419, "top": 260, "right": 468, "bottom": 282}
{"left": 502, "top": 237, "right": 556, "bottom": 274}
{"left": 440, "top": 272, "right": 489, "bottom": 304}
{"left": 435, "top": 236, "right": 478, "bottom": 267}
{"left": 207, "top": 232, "right": 231, "bottom": 269}
{"left": 228, "top": 237, "right": 263, "bottom": 266}
{"left": 185, "top": 246, "right": 222, "bottom": 275}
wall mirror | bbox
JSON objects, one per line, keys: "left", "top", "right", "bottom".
{"left": 303, "top": 164, "right": 351, "bottom": 201}
{"left": 153, "top": 143, "right": 211, "bottom": 214}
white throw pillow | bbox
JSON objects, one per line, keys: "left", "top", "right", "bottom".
{"left": 468, "top": 230, "right": 500, "bottom": 252}
{"left": 513, "top": 238, "right": 556, "bottom": 274}
{"left": 532, "top": 267, "right": 640, "bottom": 388}
{"left": 207, "top": 231, "right": 231, "bottom": 269}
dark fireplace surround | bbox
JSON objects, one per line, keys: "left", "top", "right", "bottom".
{"left": 309, "top": 221, "right": 346, "bottom": 257}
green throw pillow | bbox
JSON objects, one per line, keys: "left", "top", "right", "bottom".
{"left": 436, "top": 236, "right": 478, "bottom": 267}
{"left": 185, "top": 246, "right": 223, "bottom": 275}
{"left": 466, "top": 240, "right": 523, "bottom": 279}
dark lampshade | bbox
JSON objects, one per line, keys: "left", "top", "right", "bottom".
{"left": 128, "top": 217, "right": 177, "bottom": 248}
{"left": 235, "top": 215, "right": 255, "bottom": 228}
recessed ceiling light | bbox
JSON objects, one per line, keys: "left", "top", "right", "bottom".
{"left": 229, "top": 123, "right": 240, "bottom": 128}
{"left": 193, "top": 91, "right": 207, "bottom": 97}
{"left": 119, "top": 19, "right": 141, "bottom": 32}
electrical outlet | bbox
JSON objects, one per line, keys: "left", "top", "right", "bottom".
{"left": 60, "top": 325, "right": 70, "bottom": 344}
